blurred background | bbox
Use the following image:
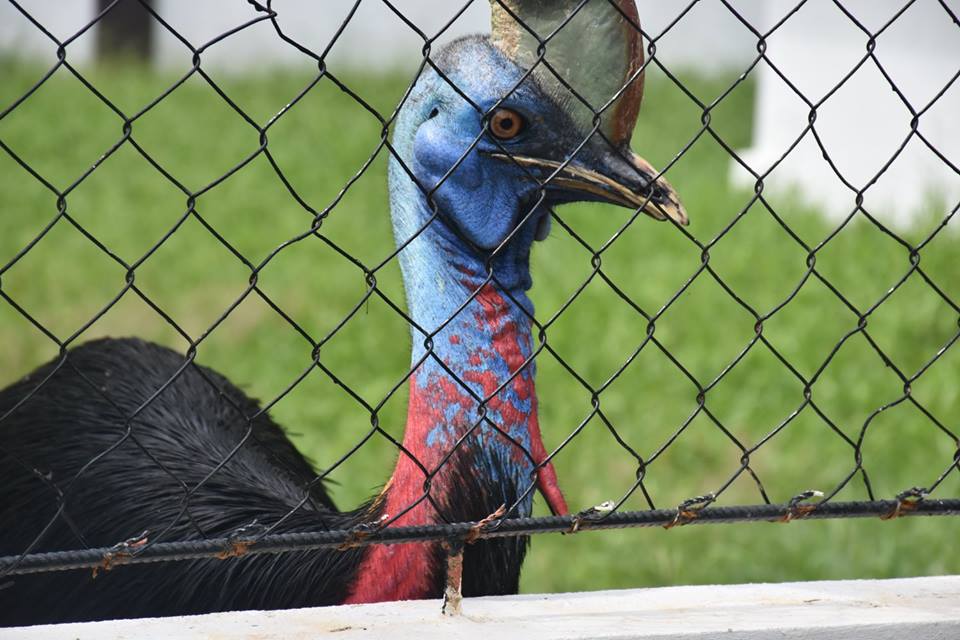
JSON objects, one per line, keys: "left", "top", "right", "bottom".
{"left": 1, "top": 0, "right": 959, "bottom": 593}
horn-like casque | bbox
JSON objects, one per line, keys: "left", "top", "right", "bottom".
{"left": 490, "top": 0, "right": 645, "bottom": 148}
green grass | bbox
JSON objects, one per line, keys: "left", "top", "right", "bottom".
{"left": 1, "top": 57, "right": 959, "bottom": 594}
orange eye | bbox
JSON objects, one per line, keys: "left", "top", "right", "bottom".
{"left": 489, "top": 108, "right": 525, "bottom": 140}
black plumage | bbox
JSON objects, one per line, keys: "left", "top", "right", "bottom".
{"left": 0, "top": 338, "right": 525, "bottom": 626}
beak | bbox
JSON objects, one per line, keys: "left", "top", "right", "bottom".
{"left": 489, "top": 148, "right": 688, "bottom": 226}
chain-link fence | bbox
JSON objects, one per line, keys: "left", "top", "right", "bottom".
{"left": 1, "top": 0, "right": 959, "bottom": 624}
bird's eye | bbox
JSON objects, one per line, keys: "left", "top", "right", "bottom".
{"left": 489, "top": 108, "right": 525, "bottom": 140}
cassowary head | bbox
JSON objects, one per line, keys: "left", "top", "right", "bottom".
{"left": 390, "top": 0, "right": 687, "bottom": 292}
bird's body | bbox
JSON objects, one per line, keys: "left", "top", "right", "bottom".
{"left": 1, "top": 338, "right": 367, "bottom": 623}
{"left": 0, "top": 338, "right": 524, "bottom": 625}
{"left": 0, "top": 4, "right": 685, "bottom": 627}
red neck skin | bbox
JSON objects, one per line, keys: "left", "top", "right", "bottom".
{"left": 343, "top": 284, "right": 567, "bottom": 604}
{"left": 340, "top": 386, "right": 448, "bottom": 604}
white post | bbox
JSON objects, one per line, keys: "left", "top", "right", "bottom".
{"left": 731, "top": 1, "right": 960, "bottom": 227}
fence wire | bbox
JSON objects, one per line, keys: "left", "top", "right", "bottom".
{"left": 1, "top": 0, "right": 959, "bottom": 584}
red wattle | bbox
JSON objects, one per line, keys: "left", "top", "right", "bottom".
{"left": 536, "top": 460, "right": 568, "bottom": 516}
{"left": 526, "top": 412, "right": 568, "bottom": 516}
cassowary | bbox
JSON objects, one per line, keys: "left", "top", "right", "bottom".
{"left": 0, "top": 0, "right": 685, "bottom": 626}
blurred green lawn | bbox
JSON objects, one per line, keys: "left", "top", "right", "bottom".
{"left": 1, "top": 57, "right": 959, "bottom": 594}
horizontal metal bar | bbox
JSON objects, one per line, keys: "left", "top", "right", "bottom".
{"left": 3, "top": 498, "right": 959, "bottom": 577}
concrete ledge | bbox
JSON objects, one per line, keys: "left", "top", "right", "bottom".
{"left": 7, "top": 575, "right": 960, "bottom": 639}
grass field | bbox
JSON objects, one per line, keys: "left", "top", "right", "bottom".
{"left": 1, "top": 56, "right": 959, "bottom": 594}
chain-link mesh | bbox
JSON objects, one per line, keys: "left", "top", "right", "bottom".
{"left": 1, "top": 0, "right": 959, "bottom": 592}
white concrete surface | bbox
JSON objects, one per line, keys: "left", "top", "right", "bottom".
{"left": 6, "top": 575, "right": 960, "bottom": 639}
{"left": 731, "top": 0, "right": 960, "bottom": 227}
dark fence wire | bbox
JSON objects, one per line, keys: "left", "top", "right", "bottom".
{"left": 0, "top": 0, "right": 959, "bottom": 579}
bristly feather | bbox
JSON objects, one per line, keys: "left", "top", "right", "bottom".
{"left": 0, "top": 338, "right": 529, "bottom": 625}
{"left": 0, "top": 338, "right": 365, "bottom": 625}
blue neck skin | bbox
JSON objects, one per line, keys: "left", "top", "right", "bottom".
{"left": 343, "top": 156, "right": 549, "bottom": 604}
{"left": 387, "top": 150, "right": 542, "bottom": 512}
{"left": 375, "top": 50, "right": 569, "bottom": 528}
{"left": 391, "top": 165, "right": 538, "bottom": 359}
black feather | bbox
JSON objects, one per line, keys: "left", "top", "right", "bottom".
{"left": 0, "top": 338, "right": 527, "bottom": 626}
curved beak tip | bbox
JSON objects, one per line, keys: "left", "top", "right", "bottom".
{"left": 626, "top": 152, "right": 689, "bottom": 227}
{"left": 650, "top": 178, "right": 689, "bottom": 227}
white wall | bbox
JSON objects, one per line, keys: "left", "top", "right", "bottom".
{"left": 0, "top": 1, "right": 765, "bottom": 71}
{"left": 149, "top": 0, "right": 492, "bottom": 72}
{"left": 731, "top": 0, "right": 960, "bottom": 227}
{"left": 0, "top": 0, "right": 97, "bottom": 65}
{"left": 3, "top": 1, "right": 956, "bottom": 226}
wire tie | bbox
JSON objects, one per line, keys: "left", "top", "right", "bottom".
{"left": 336, "top": 515, "right": 389, "bottom": 551}
{"left": 664, "top": 494, "right": 715, "bottom": 529}
{"left": 880, "top": 487, "right": 928, "bottom": 521}
{"left": 464, "top": 504, "right": 507, "bottom": 544}
{"left": 92, "top": 530, "right": 149, "bottom": 578}
{"left": 216, "top": 520, "right": 267, "bottom": 560}
{"left": 780, "top": 490, "right": 823, "bottom": 523}
{"left": 567, "top": 500, "right": 616, "bottom": 534}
